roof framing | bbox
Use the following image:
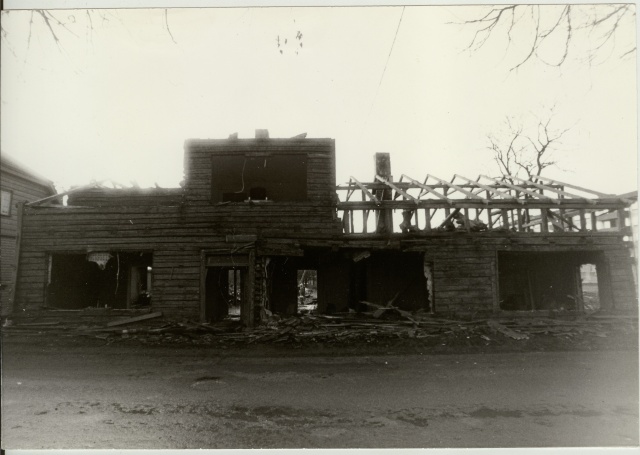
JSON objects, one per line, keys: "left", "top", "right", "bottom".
{"left": 337, "top": 174, "right": 632, "bottom": 211}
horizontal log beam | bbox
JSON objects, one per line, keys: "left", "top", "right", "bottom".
{"left": 337, "top": 199, "right": 628, "bottom": 210}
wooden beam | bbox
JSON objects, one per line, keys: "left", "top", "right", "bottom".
{"left": 534, "top": 175, "right": 612, "bottom": 198}
{"left": 336, "top": 199, "right": 627, "bottom": 210}
{"left": 618, "top": 209, "right": 627, "bottom": 232}
{"left": 9, "top": 202, "right": 24, "bottom": 314}
{"left": 452, "top": 174, "right": 520, "bottom": 201}
{"left": 242, "top": 250, "right": 256, "bottom": 328}
{"left": 501, "top": 209, "right": 509, "bottom": 229}
{"left": 375, "top": 153, "right": 393, "bottom": 234}
{"left": 548, "top": 209, "right": 580, "bottom": 231}
{"left": 106, "top": 312, "right": 163, "bottom": 327}
{"left": 424, "top": 208, "right": 431, "bottom": 231}
{"left": 375, "top": 175, "right": 418, "bottom": 203}
{"left": 438, "top": 208, "right": 460, "bottom": 229}
{"left": 516, "top": 209, "right": 523, "bottom": 231}
{"left": 349, "top": 176, "right": 379, "bottom": 202}
{"left": 400, "top": 174, "right": 453, "bottom": 203}
{"left": 25, "top": 180, "right": 105, "bottom": 207}
{"left": 509, "top": 175, "right": 597, "bottom": 204}
{"left": 464, "top": 208, "right": 471, "bottom": 232}
{"left": 580, "top": 209, "right": 587, "bottom": 232}
{"left": 480, "top": 175, "right": 557, "bottom": 202}
{"left": 540, "top": 209, "right": 549, "bottom": 233}
{"left": 426, "top": 174, "right": 489, "bottom": 202}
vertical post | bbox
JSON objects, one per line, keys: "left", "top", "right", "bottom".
{"left": 590, "top": 211, "right": 598, "bottom": 232}
{"left": 199, "top": 250, "right": 206, "bottom": 322}
{"left": 424, "top": 208, "right": 431, "bottom": 232}
{"left": 375, "top": 153, "right": 393, "bottom": 234}
{"left": 617, "top": 208, "right": 627, "bottom": 232}
{"left": 233, "top": 269, "right": 238, "bottom": 303}
{"left": 9, "top": 202, "right": 24, "bottom": 314}
{"left": 242, "top": 250, "right": 256, "bottom": 328}
{"left": 501, "top": 209, "right": 509, "bottom": 229}
{"left": 349, "top": 210, "right": 354, "bottom": 233}
{"left": 579, "top": 209, "right": 587, "bottom": 232}
{"left": 464, "top": 208, "right": 471, "bottom": 232}
{"left": 362, "top": 192, "right": 368, "bottom": 233}
{"left": 516, "top": 209, "right": 523, "bottom": 232}
{"left": 540, "top": 209, "right": 549, "bottom": 233}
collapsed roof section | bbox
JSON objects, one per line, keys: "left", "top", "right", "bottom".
{"left": 337, "top": 172, "right": 636, "bottom": 235}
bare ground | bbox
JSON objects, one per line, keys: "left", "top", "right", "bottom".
{"left": 1, "top": 324, "right": 638, "bottom": 449}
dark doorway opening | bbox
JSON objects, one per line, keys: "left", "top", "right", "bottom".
{"left": 266, "top": 254, "right": 320, "bottom": 316}
{"left": 47, "top": 252, "right": 152, "bottom": 309}
{"left": 351, "top": 251, "right": 429, "bottom": 312}
{"left": 498, "top": 251, "right": 605, "bottom": 312}
{"left": 204, "top": 266, "right": 247, "bottom": 322}
{"left": 315, "top": 251, "right": 430, "bottom": 314}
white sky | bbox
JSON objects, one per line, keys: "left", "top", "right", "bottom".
{"left": 0, "top": 6, "right": 637, "bottom": 194}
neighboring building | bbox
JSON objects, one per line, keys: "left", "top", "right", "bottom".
{"left": 1, "top": 153, "right": 56, "bottom": 315}
{"left": 594, "top": 191, "right": 638, "bottom": 292}
{"left": 11, "top": 133, "right": 638, "bottom": 325}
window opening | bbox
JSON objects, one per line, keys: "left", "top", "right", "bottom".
{"left": 297, "top": 269, "right": 317, "bottom": 314}
{"left": 47, "top": 252, "right": 152, "bottom": 309}
{"left": 498, "top": 252, "right": 602, "bottom": 312}
{"left": 212, "top": 154, "right": 307, "bottom": 203}
{"left": 580, "top": 264, "right": 600, "bottom": 312}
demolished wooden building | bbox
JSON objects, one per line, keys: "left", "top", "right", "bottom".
{"left": 11, "top": 133, "right": 638, "bottom": 325}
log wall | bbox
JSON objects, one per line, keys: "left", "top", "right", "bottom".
{"left": 404, "top": 234, "right": 637, "bottom": 313}
{"left": 15, "top": 138, "right": 342, "bottom": 319}
{"left": 1, "top": 165, "right": 55, "bottom": 314}
{"left": 12, "top": 137, "right": 637, "bottom": 320}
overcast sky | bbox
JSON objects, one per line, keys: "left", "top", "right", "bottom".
{"left": 1, "top": 6, "right": 637, "bottom": 194}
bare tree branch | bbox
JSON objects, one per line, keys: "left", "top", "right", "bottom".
{"left": 2, "top": 9, "right": 176, "bottom": 57}
{"left": 459, "top": 4, "right": 635, "bottom": 70}
{"left": 488, "top": 113, "right": 569, "bottom": 183}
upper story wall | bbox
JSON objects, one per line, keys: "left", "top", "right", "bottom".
{"left": 183, "top": 137, "right": 336, "bottom": 206}
{"left": 1, "top": 155, "right": 56, "bottom": 239}
{"left": 1, "top": 155, "right": 56, "bottom": 313}
{"left": 68, "top": 187, "right": 183, "bottom": 207}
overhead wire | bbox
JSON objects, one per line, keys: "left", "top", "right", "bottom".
{"left": 359, "top": 6, "right": 406, "bottom": 140}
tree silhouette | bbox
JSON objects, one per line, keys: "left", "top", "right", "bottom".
{"left": 460, "top": 4, "right": 635, "bottom": 70}
{"left": 488, "top": 112, "right": 570, "bottom": 183}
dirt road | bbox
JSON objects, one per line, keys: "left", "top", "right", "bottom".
{"left": 2, "top": 337, "right": 638, "bottom": 449}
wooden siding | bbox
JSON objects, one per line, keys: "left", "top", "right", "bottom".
{"left": 184, "top": 138, "right": 337, "bottom": 206}
{"left": 16, "top": 136, "right": 342, "bottom": 318}
{"left": 403, "top": 234, "right": 636, "bottom": 313}
{"left": 1, "top": 166, "right": 55, "bottom": 314}
{"left": 68, "top": 187, "right": 184, "bottom": 206}
{"left": 11, "top": 137, "right": 637, "bottom": 320}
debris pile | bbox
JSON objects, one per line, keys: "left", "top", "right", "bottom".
{"left": 2, "top": 307, "right": 637, "bottom": 349}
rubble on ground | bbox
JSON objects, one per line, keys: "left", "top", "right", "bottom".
{"left": 1, "top": 306, "right": 637, "bottom": 350}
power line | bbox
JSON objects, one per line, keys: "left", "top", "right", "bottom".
{"left": 359, "top": 6, "right": 406, "bottom": 140}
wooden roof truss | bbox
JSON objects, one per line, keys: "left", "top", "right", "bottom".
{"left": 337, "top": 174, "right": 635, "bottom": 235}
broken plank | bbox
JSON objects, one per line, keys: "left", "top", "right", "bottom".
{"left": 487, "top": 320, "right": 529, "bottom": 340}
{"left": 106, "top": 312, "right": 163, "bottom": 327}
